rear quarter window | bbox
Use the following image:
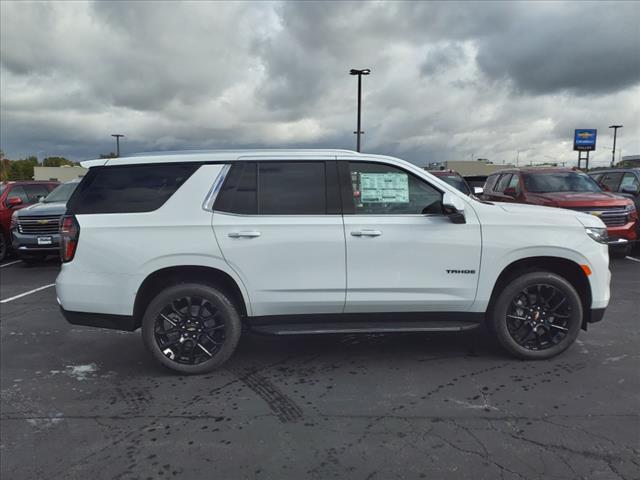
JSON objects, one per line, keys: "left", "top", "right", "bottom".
{"left": 67, "top": 164, "right": 199, "bottom": 214}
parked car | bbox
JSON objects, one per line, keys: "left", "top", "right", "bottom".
{"left": 482, "top": 168, "right": 637, "bottom": 258}
{"left": 427, "top": 169, "right": 473, "bottom": 195}
{"left": 11, "top": 179, "right": 80, "bottom": 264}
{"left": 463, "top": 175, "right": 489, "bottom": 196}
{"left": 0, "top": 180, "right": 59, "bottom": 261}
{"left": 57, "top": 150, "right": 611, "bottom": 374}
{"left": 588, "top": 168, "right": 640, "bottom": 239}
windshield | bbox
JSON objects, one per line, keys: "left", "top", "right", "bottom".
{"left": 0, "top": 184, "right": 6, "bottom": 196}
{"left": 44, "top": 182, "right": 78, "bottom": 203}
{"left": 438, "top": 175, "right": 471, "bottom": 195}
{"left": 524, "top": 172, "right": 602, "bottom": 193}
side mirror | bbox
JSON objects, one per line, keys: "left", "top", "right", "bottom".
{"left": 473, "top": 186, "right": 484, "bottom": 195}
{"left": 621, "top": 185, "right": 640, "bottom": 196}
{"left": 503, "top": 187, "right": 517, "bottom": 198}
{"left": 442, "top": 192, "right": 466, "bottom": 224}
{"left": 7, "top": 196, "right": 23, "bottom": 208}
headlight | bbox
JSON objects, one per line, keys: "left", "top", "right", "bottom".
{"left": 585, "top": 227, "right": 608, "bottom": 244}
{"left": 624, "top": 203, "right": 636, "bottom": 213}
{"left": 10, "top": 211, "right": 18, "bottom": 230}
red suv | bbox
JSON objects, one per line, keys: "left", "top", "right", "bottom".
{"left": 482, "top": 168, "right": 637, "bottom": 257}
{"left": 0, "top": 181, "right": 59, "bottom": 260}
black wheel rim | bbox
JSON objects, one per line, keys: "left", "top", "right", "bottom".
{"left": 506, "top": 284, "right": 573, "bottom": 351}
{"left": 154, "top": 296, "right": 226, "bottom": 365}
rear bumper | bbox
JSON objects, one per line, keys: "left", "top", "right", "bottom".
{"left": 59, "top": 307, "right": 138, "bottom": 332}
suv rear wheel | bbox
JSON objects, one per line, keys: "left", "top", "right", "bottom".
{"left": 490, "top": 271, "right": 582, "bottom": 360}
{"left": 142, "top": 283, "right": 242, "bottom": 374}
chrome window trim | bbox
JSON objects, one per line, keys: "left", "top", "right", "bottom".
{"left": 202, "top": 164, "right": 231, "bottom": 212}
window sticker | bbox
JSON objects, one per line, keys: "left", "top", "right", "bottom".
{"left": 359, "top": 173, "right": 409, "bottom": 203}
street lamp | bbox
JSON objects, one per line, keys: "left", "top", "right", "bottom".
{"left": 349, "top": 68, "right": 371, "bottom": 152}
{"left": 608, "top": 125, "right": 623, "bottom": 167}
{"left": 111, "top": 134, "right": 125, "bottom": 157}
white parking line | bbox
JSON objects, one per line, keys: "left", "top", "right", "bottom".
{"left": 0, "top": 260, "right": 22, "bottom": 268}
{"left": 625, "top": 256, "right": 640, "bottom": 263}
{"left": 0, "top": 284, "right": 55, "bottom": 304}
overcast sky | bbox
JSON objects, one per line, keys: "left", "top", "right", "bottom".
{"left": 1, "top": 1, "right": 639, "bottom": 167}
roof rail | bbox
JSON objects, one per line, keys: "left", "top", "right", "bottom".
{"left": 130, "top": 148, "right": 359, "bottom": 157}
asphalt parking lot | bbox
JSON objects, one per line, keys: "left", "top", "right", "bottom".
{"left": 1, "top": 256, "right": 639, "bottom": 480}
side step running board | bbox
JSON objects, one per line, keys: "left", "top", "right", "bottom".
{"left": 251, "top": 321, "right": 480, "bottom": 336}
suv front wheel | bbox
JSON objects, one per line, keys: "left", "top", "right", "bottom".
{"left": 142, "top": 283, "right": 242, "bottom": 374}
{"left": 490, "top": 271, "right": 582, "bottom": 360}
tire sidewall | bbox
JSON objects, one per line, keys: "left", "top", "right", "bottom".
{"left": 142, "top": 283, "right": 242, "bottom": 374}
{"left": 491, "top": 272, "right": 583, "bottom": 360}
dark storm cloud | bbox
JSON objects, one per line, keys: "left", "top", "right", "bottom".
{"left": 475, "top": 2, "right": 640, "bottom": 94}
{"left": 0, "top": 1, "right": 638, "bottom": 166}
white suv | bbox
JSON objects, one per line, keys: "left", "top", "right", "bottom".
{"left": 56, "top": 150, "right": 611, "bottom": 373}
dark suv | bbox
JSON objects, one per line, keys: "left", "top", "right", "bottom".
{"left": 11, "top": 179, "right": 80, "bottom": 263}
{"left": 589, "top": 169, "right": 640, "bottom": 236}
{"left": 0, "top": 181, "right": 59, "bottom": 260}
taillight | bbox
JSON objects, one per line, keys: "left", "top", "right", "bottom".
{"left": 60, "top": 215, "right": 80, "bottom": 262}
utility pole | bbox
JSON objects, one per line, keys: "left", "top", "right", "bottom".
{"left": 111, "top": 134, "right": 125, "bottom": 157}
{"left": 349, "top": 69, "right": 370, "bottom": 152}
{"left": 609, "top": 125, "right": 622, "bottom": 167}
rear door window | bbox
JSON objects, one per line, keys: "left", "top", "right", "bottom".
{"left": 215, "top": 161, "right": 335, "bottom": 215}
{"left": 67, "top": 164, "right": 199, "bottom": 214}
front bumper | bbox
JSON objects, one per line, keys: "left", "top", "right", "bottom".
{"left": 12, "top": 230, "right": 60, "bottom": 254}
{"left": 607, "top": 221, "right": 638, "bottom": 241}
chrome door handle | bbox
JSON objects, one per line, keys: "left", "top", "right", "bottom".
{"left": 351, "top": 230, "right": 382, "bottom": 237}
{"left": 228, "top": 231, "right": 261, "bottom": 238}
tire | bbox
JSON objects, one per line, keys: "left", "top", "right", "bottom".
{"left": 609, "top": 243, "right": 631, "bottom": 259}
{"left": 0, "top": 232, "right": 7, "bottom": 262}
{"left": 142, "top": 283, "right": 242, "bottom": 374}
{"left": 489, "top": 271, "right": 582, "bottom": 360}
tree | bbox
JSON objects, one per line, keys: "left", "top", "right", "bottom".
{"left": 42, "top": 156, "right": 75, "bottom": 167}
{"left": 99, "top": 152, "right": 118, "bottom": 159}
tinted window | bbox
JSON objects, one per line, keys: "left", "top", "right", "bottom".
{"left": 215, "top": 163, "right": 258, "bottom": 215}
{"left": 347, "top": 162, "right": 442, "bottom": 215}
{"left": 215, "top": 162, "right": 327, "bottom": 215}
{"left": 44, "top": 182, "right": 79, "bottom": 203}
{"left": 600, "top": 172, "right": 623, "bottom": 192}
{"left": 507, "top": 174, "right": 520, "bottom": 193}
{"left": 523, "top": 172, "right": 601, "bottom": 193}
{"left": 437, "top": 175, "right": 471, "bottom": 195}
{"left": 24, "top": 184, "right": 51, "bottom": 203}
{"left": 6, "top": 185, "right": 28, "bottom": 205}
{"left": 494, "top": 174, "right": 512, "bottom": 193}
{"left": 68, "top": 164, "right": 199, "bottom": 214}
{"left": 484, "top": 174, "right": 499, "bottom": 192}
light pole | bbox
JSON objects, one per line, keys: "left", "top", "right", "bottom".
{"left": 609, "top": 125, "right": 622, "bottom": 167}
{"left": 349, "top": 68, "right": 370, "bottom": 152}
{"left": 111, "top": 134, "right": 125, "bottom": 157}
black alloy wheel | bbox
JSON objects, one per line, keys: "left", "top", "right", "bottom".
{"left": 490, "top": 271, "right": 582, "bottom": 360}
{"left": 154, "top": 296, "right": 226, "bottom": 366}
{"left": 506, "top": 284, "right": 572, "bottom": 351}
{"left": 142, "top": 283, "right": 242, "bottom": 374}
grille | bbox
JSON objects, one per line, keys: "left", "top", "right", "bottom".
{"left": 17, "top": 215, "right": 62, "bottom": 235}
{"left": 570, "top": 207, "right": 629, "bottom": 227}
